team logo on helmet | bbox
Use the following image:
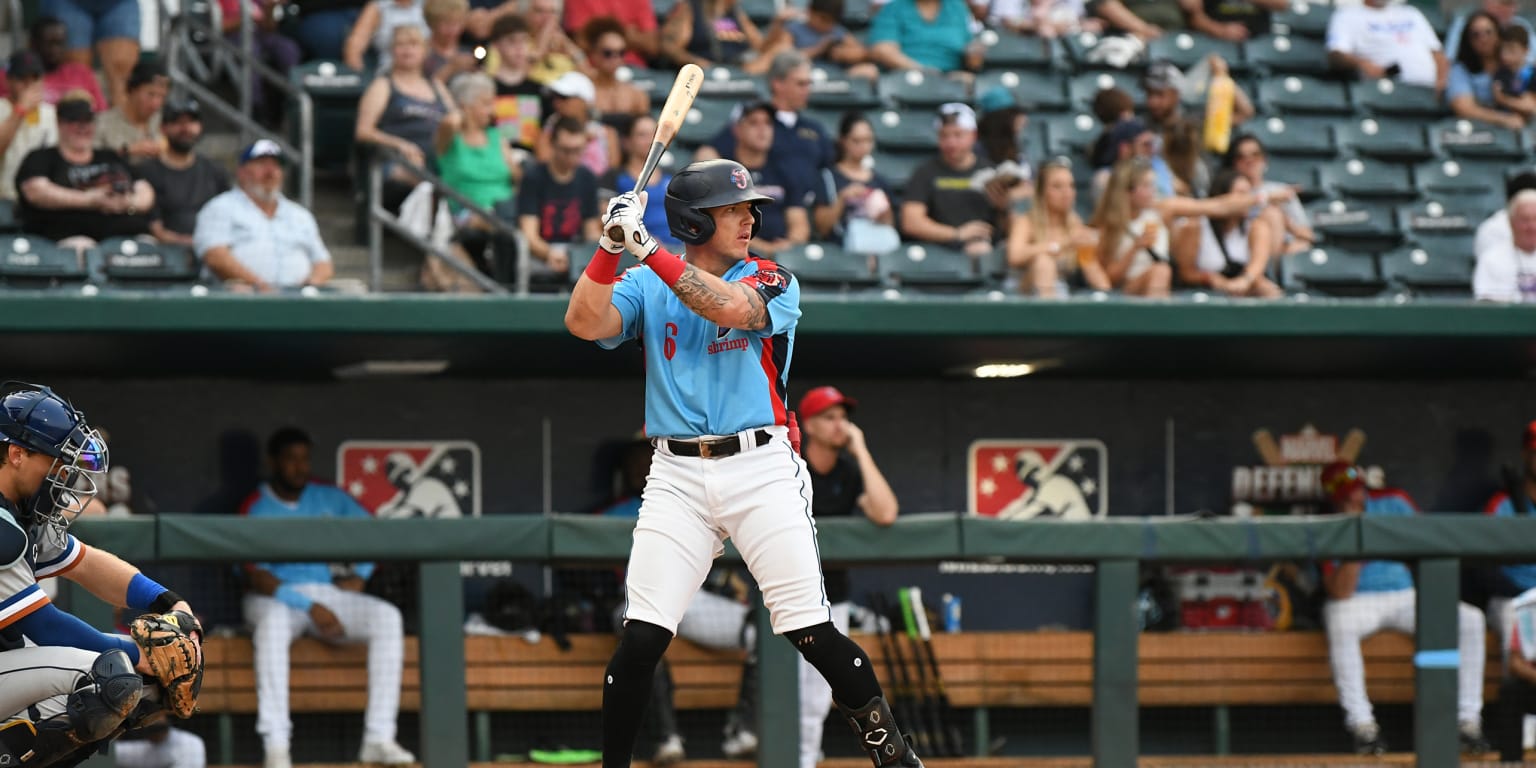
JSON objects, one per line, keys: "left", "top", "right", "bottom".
{"left": 731, "top": 168, "right": 750, "bottom": 190}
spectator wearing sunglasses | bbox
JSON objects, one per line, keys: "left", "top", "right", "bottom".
{"left": 581, "top": 17, "right": 651, "bottom": 118}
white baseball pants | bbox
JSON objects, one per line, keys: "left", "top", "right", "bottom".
{"left": 113, "top": 727, "right": 207, "bottom": 768}
{"left": 1324, "top": 588, "right": 1485, "bottom": 728}
{"left": 243, "top": 583, "right": 404, "bottom": 748}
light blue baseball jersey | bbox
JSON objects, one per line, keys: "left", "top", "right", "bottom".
{"left": 1355, "top": 490, "right": 1417, "bottom": 594}
{"left": 240, "top": 482, "right": 376, "bottom": 612}
{"left": 1483, "top": 492, "right": 1536, "bottom": 591}
{"left": 598, "top": 256, "right": 800, "bottom": 439}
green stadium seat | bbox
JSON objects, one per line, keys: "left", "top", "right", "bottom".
{"left": 1256, "top": 75, "right": 1352, "bottom": 115}
{"left": 1351, "top": 79, "right": 1448, "bottom": 119}
{"left": 808, "top": 67, "right": 881, "bottom": 110}
{"left": 1429, "top": 118, "right": 1528, "bottom": 160}
{"left": 1060, "top": 31, "right": 1147, "bottom": 71}
{"left": 1334, "top": 117, "right": 1433, "bottom": 162}
{"left": 1242, "top": 115, "right": 1338, "bottom": 159}
{"left": 0, "top": 236, "right": 86, "bottom": 286}
{"left": 841, "top": 0, "right": 875, "bottom": 30}
{"left": 978, "top": 30, "right": 1056, "bottom": 70}
{"left": 617, "top": 67, "right": 673, "bottom": 103}
{"left": 658, "top": 144, "right": 694, "bottom": 174}
{"left": 1148, "top": 32, "right": 1246, "bottom": 74}
{"left": 1307, "top": 198, "right": 1403, "bottom": 252}
{"left": 976, "top": 71, "right": 1070, "bottom": 113}
{"left": 1068, "top": 70, "right": 1143, "bottom": 109}
{"left": 95, "top": 237, "right": 200, "bottom": 285}
{"left": 774, "top": 242, "right": 882, "bottom": 289}
{"left": 869, "top": 108, "right": 938, "bottom": 152}
{"left": 1281, "top": 246, "right": 1385, "bottom": 296}
{"left": 697, "top": 67, "right": 766, "bottom": 101}
{"left": 1243, "top": 35, "right": 1332, "bottom": 76}
{"left": 872, "top": 151, "right": 930, "bottom": 194}
{"left": 1040, "top": 112, "right": 1103, "bottom": 157}
{"left": 1272, "top": 2, "right": 1333, "bottom": 38}
{"left": 1415, "top": 158, "right": 1509, "bottom": 204}
{"left": 1397, "top": 200, "right": 1479, "bottom": 238}
{"left": 878, "top": 243, "right": 983, "bottom": 291}
{"left": 1317, "top": 158, "right": 1417, "bottom": 201}
{"left": 739, "top": 0, "right": 777, "bottom": 25}
{"left": 1264, "top": 156, "right": 1323, "bottom": 201}
{"left": 288, "top": 60, "right": 368, "bottom": 174}
{"left": 878, "top": 70, "right": 969, "bottom": 109}
{"left": 0, "top": 200, "right": 17, "bottom": 233}
{"left": 652, "top": 0, "right": 681, "bottom": 24}
{"left": 1379, "top": 244, "right": 1474, "bottom": 296}
{"left": 677, "top": 99, "right": 737, "bottom": 147}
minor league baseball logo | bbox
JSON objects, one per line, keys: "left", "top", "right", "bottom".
{"left": 968, "top": 439, "right": 1107, "bottom": 519}
{"left": 730, "top": 167, "right": 750, "bottom": 189}
{"left": 337, "top": 440, "right": 481, "bottom": 518}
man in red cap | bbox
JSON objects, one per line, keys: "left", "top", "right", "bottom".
{"left": 1318, "top": 461, "right": 1490, "bottom": 756}
{"left": 1481, "top": 420, "right": 1536, "bottom": 755}
{"left": 790, "top": 385, "right": 899, "bottom": 768}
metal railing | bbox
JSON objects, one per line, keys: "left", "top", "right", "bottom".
{"left": 364, "top": 146, "right": 523, "bottom": 294}
{"left": 159, "top": 0, "right": 314, "bottom": 209}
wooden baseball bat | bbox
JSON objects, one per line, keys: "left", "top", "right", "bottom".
{"left": 1252, "top": 429, "right": 1283, "bottom": 467}
{"left": 605, "top": 63, "right": 704, "bottom": 243}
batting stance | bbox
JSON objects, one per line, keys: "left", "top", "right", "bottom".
{"left": 565, "top": 159, "right": 925, "bottom": 768}
{"left": 0, "top": 383, "right": 204, "bottom": 766}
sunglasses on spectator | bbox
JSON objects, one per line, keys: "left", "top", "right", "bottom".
{"left": 1470, "top": 26, "right": 1499, "bottom": 37}
{"left": 598, "top": 47, "right": 625, "bottom": 58}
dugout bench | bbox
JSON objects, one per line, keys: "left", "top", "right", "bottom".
{"left": 195, "top": 629, "right": 1502, "bottom": 763}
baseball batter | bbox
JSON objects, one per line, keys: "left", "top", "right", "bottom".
{"left": 0, "top": 383, "right": 204, "bottom": 766}
{"left": 565, "top": 159, "right": 925, "bottom": 768}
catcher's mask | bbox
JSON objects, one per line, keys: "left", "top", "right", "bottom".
{"left": 0, "top": 381, "right": 109, "bottom": 543}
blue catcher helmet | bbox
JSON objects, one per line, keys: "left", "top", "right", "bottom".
{"left": 0, "top": 382, "right": 109, "bottom": 536}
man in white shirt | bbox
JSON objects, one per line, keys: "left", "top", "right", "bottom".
{"left": 1326, "top": 0, "right": 1448, "bottom": 92}
{"left": 0, "top": 51, "right": 56, "bottom": 202}
{"left": 1474, "top": 171, "right": 1536, "bottom": 259}
{"left": 193, "top": 139, "right": 332, "bottom": 291}
{"left": 1474, "top": 189, "right": 1536, "bottom": 302}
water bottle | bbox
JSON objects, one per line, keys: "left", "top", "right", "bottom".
{"left": 941, "top": 593, "right": 961, "bottom": 633}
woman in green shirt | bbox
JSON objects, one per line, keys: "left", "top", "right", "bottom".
{"left": 433, "top": 71, "right": 522, "bottom": 285}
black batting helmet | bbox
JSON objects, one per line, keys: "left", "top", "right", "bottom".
{"left": 665, "top": 159, "right": 774, "bottom": 245}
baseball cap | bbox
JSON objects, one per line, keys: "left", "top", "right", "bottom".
{"left": 731, "top": 99, "right": 775, "bottom": 123}
{"left": 1142, "top": 60, "right": 1184, "bottom": 93}
{"left": 1524, "top": 419, "right": 1536, "bottom": 450}
{"left": 1319, "top": 461, "right": 1365, "bottom": 503}
{"left": 936, "top": 102, "right": 977, "bottom": 132}
{"left": 547, "top": 70, "right": 595, "bottom": 103}
{"left": 1107, "top": 117, "right": 1150, "bottom": 148}
{"left": 56, "top": 97, "right": 95, "bottom": 124}
{"left": 5, "top": 50, "right": 43, "bottom": 80}
{"left": 798, "top": 386, "right": 856, "bottom": 419}
{"left": 977, "top": 86, "right": 1017, "bottom": 116}
{"left": 239, "top": 138, "right": 284, "bottom": 165}
{"left": 161, "top": 96, "right": 201, "bottom": 122}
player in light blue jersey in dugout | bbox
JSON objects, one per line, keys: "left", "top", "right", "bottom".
{"left": 565, "top": 159, "right": 926, "bottom": 768}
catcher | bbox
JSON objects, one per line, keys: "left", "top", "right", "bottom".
{"left": 0, "top": 383, "right": 204, "bottom": 766}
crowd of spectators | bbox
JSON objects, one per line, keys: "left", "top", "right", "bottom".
{"left": 1, "top": 0, "right": 1534, "bottom": 301}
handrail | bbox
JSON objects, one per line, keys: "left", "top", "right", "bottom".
{"left": 366, "top": 160, "right": 508, "bottom": 294}
{"left": 160, "top": 1, "right": 314, "bottom": 209}
{"left": 365, "top": 145, "right": 526, "bottom": 294}
{"left": 6, "top": 0, "right": 23, "bottom": 52}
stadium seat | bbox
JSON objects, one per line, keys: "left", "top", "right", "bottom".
{"left": 652, "top": 0, "right": 681, "bottom": 23}
{"left": 288, "top": 60, "right": 367, "bottom": 174}
{"left": 0, "top": 236, "right": 86, "bottom": 286}
{"left": 808, "top": 67, "right": 882, "bottom": 110}
{"left": 1068, "top": 70, "right": 1143, "bottom": 109}
{"left": 1317, "top": 158, "right": 1417, "bottom": 201}
{"left": 1241, "top": 115, "right": 1339, "bottom": 159}
{"left": 658, "top": 144, "right": 694, "bottom": 174}
{"left": 1264, "top": 157, "right": 1323, "bottom": 201}
{"left": 1415, "top": 158, "right": 1509, "bottom": 205}
{"left": 1256, "top": 75, "right": 1352, "bottom": 115}
{"left": 697, "top": 67, "right": 766, "bottom": 101}
{"left": 1307, "top": 199, "right": 1403, "bottom": 252}
{"left": 1379, "top": 244, "right": 1474, "bottom": 296}
{"left": 1397, "top": 200, "right": 1479, "bottom": 238}
{"left": 567, "top": 244, "right": 640, "bottom": 284}
{"left": 1060, "top": 31, "right": 1147, "bottom": 71}
{"left": 978, "top": 30, "right": 1056, "bottom": 70}
{"left": 878, "top": 70, "right": 969, "bottom": 109}
{"left": 94, "top": 237, "right": 201, "bottom": 285}
{"left": 841, "top": 0, "right": 875, "bottom": 30}
{"left": 1147, "top": 32, "right": 1246, "bottom": 74}
{"left": 617, "top": 67, "right": 673, "bottom": 103}
{"left": 1351, "top": 79, "right": 1448, "bottom": 119}
{"left": 738, "top": 0, "right": 777, "bottom": 25}
{"left": 872, "top": 151, "right": 931, "bottom": 194}
{"left": 677, "top": 99, "right": 737, "bottom": 147}
{"left": 1333, "top": 117, "right": 1434, "bottom": 162}
{"left": 1271, "top": 2, "right": 1333, "bottom": 38}
{"left": 878, "top": 243, "right": 983, "bottom": 291}
{"left": 0, "top": 200, "right": 17, "bottom": 233}
{"left": 1243, "top": 35, "right": 1332, "bottom": 76}
{"left": 1281, "top": 246, "right": 1385, "bottom": 296}
{"left": 1429, "top": 118, "right": 1528, "bottom": 160}
{"left": 869, "top": 108, "right": 940, "bottom": 151}
{"left": 773, "top": 242, "right": 882, "bottom": 289}
{"left": 976, "top": 71, "right": 1071, "bottom": 113}
{"left": 1040, "top": 112, "right": 1103, "bottom": 157}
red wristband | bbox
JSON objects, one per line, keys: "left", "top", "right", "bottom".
{"left": 584, "top": 248, "right": 622, "bottom": 285}
{"left": 646, "top": 247, "right": 686, "bottom": 286}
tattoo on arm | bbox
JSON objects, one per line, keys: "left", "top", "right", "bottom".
{"left": 668, "top": 265, "right": 769, "bottom": 330}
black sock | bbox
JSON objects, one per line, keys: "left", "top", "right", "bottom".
{"left": 602, "top": 621, "right": 673, "bottom": 768}
{"left": 786, "top": 621, "right": 882, "bottom": 709}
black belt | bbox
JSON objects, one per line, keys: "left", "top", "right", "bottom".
{"left": 660, "top": 429, "right": 772, "bottom": 459}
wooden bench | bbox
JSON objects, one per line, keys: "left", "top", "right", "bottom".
{"left": 198, "top": 629, "right": 1503, "bottom": 714}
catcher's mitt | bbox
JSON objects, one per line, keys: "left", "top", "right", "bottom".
{"left": 128, "top": 610, "right": 204, "bottom": 719}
